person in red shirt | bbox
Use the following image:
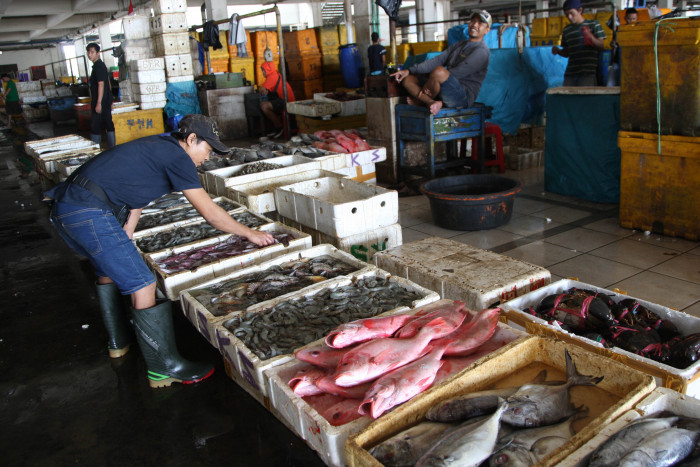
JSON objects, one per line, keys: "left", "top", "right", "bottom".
{"left": 259, "top": 61, "right": 295, "bottom": 138}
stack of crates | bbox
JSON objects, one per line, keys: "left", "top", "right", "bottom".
{"left": 616, "top": 17, "right": 700, "bottom": 241}
{"left": 228, "top": 29, "right": 255, "bottom": 85}
{"left": 119, "top": 13, "right": 155, "bottom": 104}
{"left": 530, "top": 15, "right": 563, "bottom": 46}
{"left": 251, "top": 31, "right": 280, "bottom": 87}
{"left": 150, "top": 0, "right": 193, "bottom": 85}
{"left": 283, "top": 29, "right": 322, "bottom": 100}
{"left": 128, "top": 58, "right": 167, "bottom": 109}
{"left": 16, "top": 80, "right": 49, "bottom": 121}
{"left": 315, "top": 26, "right": 343, "bottom": 92}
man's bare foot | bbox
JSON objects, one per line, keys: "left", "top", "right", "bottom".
{"left": 429, "top": 100, "right": 443, "bottom": 115}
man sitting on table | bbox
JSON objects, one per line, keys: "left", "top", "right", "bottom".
{"left": 391, "top": 10, "right": 491, "bottom": 115}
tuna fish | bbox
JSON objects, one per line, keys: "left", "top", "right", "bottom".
{"left": 489, "top": 414, "right": 578, "bottom": 466}
{"left": 619, "top": 427, "right": 699, "bottom": 467}
{"left": 431, "top": 308, "right": 501, "bottom": 357}
{"left": 369, "top": 421, "right": 455, "bottom": 467}
{"left": 425, "top": 371, "right": 549, "bottom": 423}
{"left": 588, "top": 416, "right": 680, "bottom": 467}
{"left": 360, "top": 343, "right": 449, "bottom": 419}
{"left": 501, "top": 350, "right": 603, "bottom": 428}
{"left": 416, "top": 401, "right": 508, "bottom": 467}
{"left": 325, "top": 314, "right": 416, "bottom": 349}
{"left": 334, "top": 317, "right": 454, "bottom": 387}
{"left": 395, "top": 301, "right": 467, "bottom": 339}
{"left": 294, "top": 343, "right": 349, "bottom": 369}
{"left": 288, "top": 365, "right": 328, "bottom": 397}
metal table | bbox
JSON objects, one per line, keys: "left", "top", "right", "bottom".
{"left": 396, "top": 103, "right": 491, "bottom": 179}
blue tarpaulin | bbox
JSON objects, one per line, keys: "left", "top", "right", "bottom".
{"left": 448, "top": 23, "right": 531, "bottom": 49}
{"left": 163, "top": 81, "right": 201, "bottom": 118}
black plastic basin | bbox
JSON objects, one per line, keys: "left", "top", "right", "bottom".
{"left": 420, "top": 175, "right": 522, "bottom": 231}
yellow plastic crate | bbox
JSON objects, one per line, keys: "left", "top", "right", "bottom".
{"left": 114, "top": 109, "right": 165, "bottom": 145}
{"left": 229, "top": 57, "right": 255, "bottom": 83}
{"left": 410, "top": 40, "right": 446, "bottom": 55}
{"left": 338, "top": 24, "right": 356, "bottom": 46}
{"left": 315, "top": 26, "right": 339, "bottom": 49}
{"left": 532, "top": 17, "right": 548, "bottom": 36}
{"left": 530, "top": 36, "right": 561, "bottom": 46}
{"left": 548, "top": 16, "right": 564, "bottom": 36}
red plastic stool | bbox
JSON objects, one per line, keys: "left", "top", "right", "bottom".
{"left": 471, "top": 122, "right": 505, "bottom": 173}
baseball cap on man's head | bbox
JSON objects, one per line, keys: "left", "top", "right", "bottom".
{"left": 470, "top": 10, "right": 492, "bottom": 28}
{"left": 563, "top": 0, "right": 582, "bottom": 11}
{"left": 178, "top": 114, "right": 230, "bottom": 154}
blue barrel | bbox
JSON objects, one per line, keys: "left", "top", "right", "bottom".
{"left": 339, "top": 43, "right": 363, "bottom": 89}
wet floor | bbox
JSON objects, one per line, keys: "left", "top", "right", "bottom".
{"left": 0, "top": 125, "right": 325, "bottom": 466}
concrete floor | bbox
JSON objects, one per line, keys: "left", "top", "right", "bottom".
{"left": 0, "top": 124, "right": 324, "bottom": 466}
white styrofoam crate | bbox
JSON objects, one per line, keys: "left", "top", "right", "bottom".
{"left": 138, "top": 100, "right": 167, "bottom": 110}
{"left": 275, "top": 176, "right": 398, "bottom": 238}
{"left": 266, "top": 313, "right": 526, "bottom": 467}
{"left": 111, "top": 103, "right": 140, "bottom": 114}
{"left": 313, "top": 92, "right": 366, "bottom": 117}
{"left": 121, "top": 39, "right": 155, "bottom": 62}
{"left": 131, "top": 81, "right": 167, "bottom": 95}
{"left": 152, "top": 0, "right": 188, "bottom": 14}
{"left": 54, "top": 154, "right": 95, "bottom": 177}
{"left": 164, "top": 54, "right": 192, "bottom": 77}
{"left": 215, "top": 269, "right": 440, "bottom": 402}
{"left": 226, "top": 169, "right": 347, "bottom": 214}
{"left": 128, "top": 57, "right": 165, "bottom": 72}
{"left": 180, "top": 244, "right": 374, "bottom": 347}
{"left": 135, "top": 196, "right": 245, "bottom": 237}
{"left": 134, "top": 92, "right": 166, "bottom": 103}
{"left": 154, "top": 32, "right": 189, "bottom": 56}
{"left": 500, "top": 279, "right": 700, "bottom": 397}
{"left": 17, "top": 81, "right": 42, "bottom": 92}
{"left": 207, "top": 155, "right": 322, "bottom": 197}
{"left": 144, "top": 222, "right": 311, "bottom": 301}
{"left": 332, "top": 162, "right": 377, "bottom": 184}
{"left": 286, "top": 99, "right": 341, "bottom": 117}
{"left": 24, "top": 134, "right": 81, "bottom": 152}
{"left": 38, "top": 148, "right": 101, "bottom": 173}
{"left": 150, "top": 13, "right": 188, "bottom": 34}
{"left": 166, "top": 74, "right": 195, "bottom": 83}
{"left": 375, "top": 237, "right": 552, "bottom": 310}
{"left": 123, "top": 14, "right": 151, "bottom": 40}
{"left": 130, "top": 69, "right": 166, "bottom": 84}
{"left": 20, "top": 94, "right": 47, "bottom": 103}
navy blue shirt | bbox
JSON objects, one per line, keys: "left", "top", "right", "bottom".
{"left": 45, "top": 134, "right": 201, "bottom": 210}
{"left": 368, "top": 44, "right": 387, "bottom": 73}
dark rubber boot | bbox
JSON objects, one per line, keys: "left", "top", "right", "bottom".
{"left": 131, "top": 301, "right": 214, "bottom": 388}
{"left": 106, "top": 131, "right": 115, "bottom": 148}
{"left": 89, "top": 133, "right": 101, "bottom": 145}
{"left": 95, "top": 282, "right": 131, "bottom": 358}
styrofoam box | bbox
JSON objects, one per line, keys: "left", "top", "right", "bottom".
{"left": 346, "top": 337, "right": 656, "bottom": 467}
{"left": 38, "top": 148, "right": 101, "bottom": 174}
{"left": 275, "top": 177, "right": 398, "bottom": 238}
{"left": 164, "top": 54, "right": 192, "bottom": 77}
{"left": 17, "top": 81, "right": 41, "bottom": 92}
{"left": 24, "top": 134, "right": 82, "bottom": 153}
{"left": 129, "top": 57, "right": 165, "bottom": 71}
{"left": 54, "top": 155, "right": 95, "bottom": 177}
{"left": 121, "top": 39, "right": 155, "bottom": 62}
{"left": 20, "top": 94, "right": 47, "bottom": 103}
{"left": 500, "top": 279, "right": 700, "bottom": 397}
{"left": 215, "top": 269, "right": 440, "bottom": 402}
{"left": 152, "top": 0, "right": 187, "bottom": 14}
{"left": 279, "top": 216, "right": 402, "bottom": 264}
{"left": 139, "top": 100, "right": 167, "bottom": 110}
{"left": 154, "top": 32, "right": 189, "bottom": 56}
{"left": 111, "top": 103, "right": 140, "bottom": 114}
{"left": 562, "top": 386, "right": 700, "bottom": 466}
{"left": 375, "top": 237, "right": 552, "bottom": 310}
{"left": 150, "top": 12, "right": 188, "bottom": 35}
{"left": 272, "top": 150, "right": 345, "bottom": 172}
{"left": 123, "top": 14, "right": 151, "bottom": 40}
{"left": 145, "top": 222, "right": 311, "bottom": 301}
{"left": 131, "top": 81, "right": 167, "bottom": 95}
{"left": 135, "top": 196, "right": 244, "bottom": 237}
{"left": 29, "top": 138, "right": 98, "bottom": 159}
{"left": 313, "top": 92, "right": 367, "bottom": 117}
{"left": 332, "top": 163, "right": 377, "bottom": 184}
{"left": 226, "top": 169, "right": 347, "bottom": 214}
{"left": 207, "top": 155, "right": 322, "bottom": 197}
{"left": 180, "top": 244, "right": 374, "bottom": 347}
{"left": 286, "top": 100, "right": 341, "bottom": 118}
{"left": 166, "top": 74, "right": 194, "bottom": 83}
{"left": 134, "top": 92, "right": 166, "bottom": 103}
{"left": 267, "top": 318, "right": 526, "bottom": 467}
{"left": 130, "top": 69, "right": 166, "bottom": 84}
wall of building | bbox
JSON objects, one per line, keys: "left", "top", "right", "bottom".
{"left": 0, "top": 47, "right": 60, "bottom": 74}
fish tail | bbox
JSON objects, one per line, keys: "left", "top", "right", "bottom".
{"left": 565, "top": 349, "right": 604, "bottom": 386}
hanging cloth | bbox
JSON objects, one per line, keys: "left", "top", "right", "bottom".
{"left": 228, "top": 13, "right": 248, "bottom": 57}
{"left": 202, "top": 20, "right": 222, "bottom": 50}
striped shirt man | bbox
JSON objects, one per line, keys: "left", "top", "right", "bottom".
{"left": 561, "top": 19, "right": 606, "bottom": 78}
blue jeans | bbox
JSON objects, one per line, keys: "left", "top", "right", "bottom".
{"left": 439, "top": 74, "right": 471, "bottom": 108}
{"left": 50, "top": 202, "right": 155, "bottom": 295}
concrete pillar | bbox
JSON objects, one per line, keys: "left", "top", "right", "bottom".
{"left": 423, "top": 0, "right": 438, "bottom": 41}
{"left": 536, "top": 0, "right": 549, "bottom": 18}
{"left": 310, "top": 2, "right": 324, "bottom": 28}
{"left": 204, "top": 0, "right": 228, "bottom": 27}
{"left": 415, "top": 0, "right": 425, "bottom": 41}
{"left": 98, "top": 25, "right": 115, "bottom": 68}
{"left": 355, "top": 0, "right": 372, "bottom": 72}
{"left": 656, "top": 0, "right": 673, "bottom": 9}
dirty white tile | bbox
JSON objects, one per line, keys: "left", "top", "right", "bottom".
{"left": 401, "top": 227, "right": 433, "bottom": 244}
{"left": 547, "top": 254, "right": 642, "bottom": 289}
{"left": 398, "top": 207, "right": 433, "bottom": 228}
{"left": 589, "top": 238, "right": 682, "bottom": 270}
{"left": 529, "top": 206, "right": 591, "bottom": 224}
{"left": 498, "top": 214, "right": 563, "bottom": 237}
{"left": 609, "top": 271, "right": 700, "bottom": 312}
{"left": 650, "top": 251, "right": 700, "bottom": 285}
{"left": 451, "top": 229, "right": 524, "bottom": 251}
{"left": 583, "top": 217, "right": 636, "bottom": 237}
{"left": 501, "top": 240, "right": 582, "bottom": 268}
{"left": 545, "top": 227, "right": 620, "bottom": 252}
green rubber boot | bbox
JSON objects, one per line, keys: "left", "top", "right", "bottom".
{"left": 95, "top": 282, "right": 131, "bottom": 358}
{"left": 131, "top": 301, "right": 214, "bottom": 388}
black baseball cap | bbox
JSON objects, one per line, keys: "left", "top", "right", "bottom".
{"left": 177, "top": 114, "right": 229, "bottom": 155}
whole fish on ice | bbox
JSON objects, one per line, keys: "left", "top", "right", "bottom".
{"left": 369, "top": 421, "right": 455, "bottom": 467}
{"left": 325, "top": 314, "right": 416, "bottom": 348}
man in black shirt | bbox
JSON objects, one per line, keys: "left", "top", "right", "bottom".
{"left": 87, "top": 42, "right": 115, "bottom": 148}
{"left": 367, "top": 32, "right": 387, "bottom": 75}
